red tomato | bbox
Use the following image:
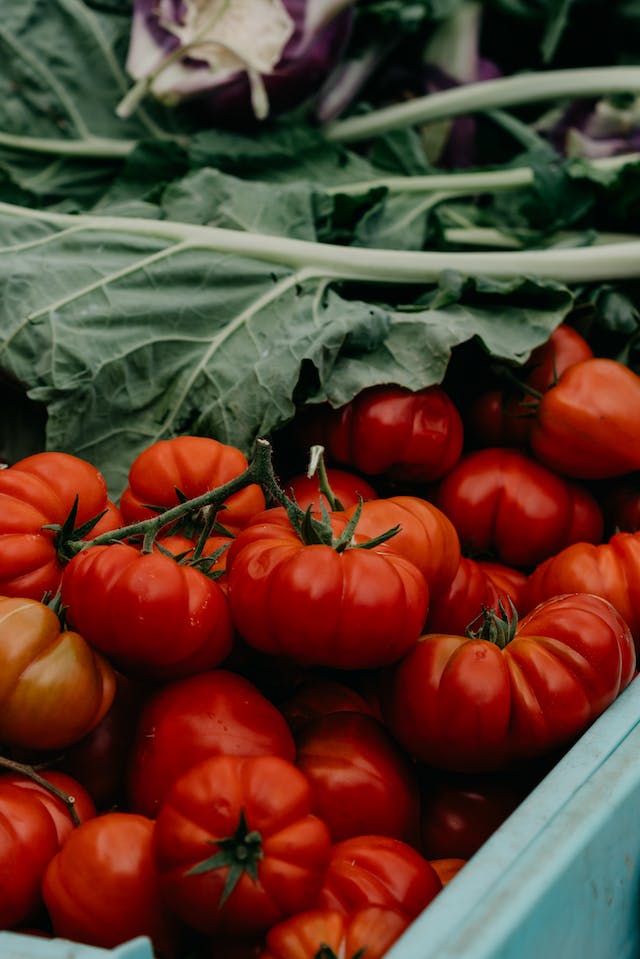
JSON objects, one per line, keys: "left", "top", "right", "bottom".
{"left": 295, "top": 712, "right": 420, "bottom": 843}
{"left": 436, "top": 448, "right": 603, "bottom": 568}
{"left": 467, "top": 325, "right": 593, "bottom": 448}
{"left": 119, "top": 436, "right": 265, "bottom": 532}
{"left": 385, "top": 593, "right": 635, "bottom": 772}
{"left": 260, "top": 907, "right": 410, "bottom": 959}
{"left": 530, "top": 358, "right": 640, "bottom": 479}
{"left": 153, "top": 755, "right": 332, "bottom": 936}
{"left": 322, "top": 385, "right": 464, "bottom": 483}
{"left": 281, "top": 679, "right": 378, "bottom": 733}
{"left": 420, "top": 771, "right": 527, "bottom": 860}
{"left": 0, "top": 451, "right": 122, "bottom": 601}
{"left": 0, "top": 784, "right": 59, "bottom": 928}
{"left": 478, "top": 561, "right": 528, "bottom": 611}
{"left": 0, "top": 596, "right": 116, "bottom": 750}
{"left": 317, "top": 835, "right": 442, "bottom": 918}
{"left": 42, "top": 812, "right": 177, "bottom": 953}
{"left": 342, "top": 495, "right": 461, "bottom": 599}
{"left": 127, "top": 670, "right": 295, "bottom": 818}
{"left": 57, "top": 673, "right": 144, "bottom": 809}
{"left": 525, "top": 532, "right": 640, "bottom": 642}
{"left": 604, "top": 481, "right": 640, "bottom": 534}
{"left": 0, "top": 771, "right": 95, "bottom": 845}
{"left": 227, "top": 515, "right": 428, "bottom": 669}
{"left": 284, "top": 468, "right": 378, "bottom": 512}
{"left": 426, "top": 557, "right": 511, "bottom": 636}
{"left": 61, "top": 543, "right": 233, "bottom": 680}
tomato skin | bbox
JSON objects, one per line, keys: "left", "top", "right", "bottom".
{"left": 0, "top": 597, "right": 116, "bottom": 750}
{"left": 436, "top": 448, "right": 603, "bottom": 568}
{"left": 295, "top": 712, "right": 420, "bottom": 843}
{"left": 420, "top": 772, "right": 526, "bottom": 860}
{"left": 284, "top": 469, "right": 378, "bottom": 511}
{"left": 530, "top": 358, "right": 640, "bottom": 479}
{"left": 0, "top": 452, "right": 122, "bottom": 601}
{"left": 119, "top": 436, "right": 265, "bottom": 532}
{"left": 342, "top": 495, "right": 461, "bottom": 599}
{"left": 0, "top": 771, "right": 95, "bottom": 845}
{"left": 426, "top": 557, "right": 510, "bottom": 636}
{"left": 153, "top": 755, "right": 332, "bottom": 937}
{"left": 316, "top": 835, "right": 442, "bottom": 918}
{"left": 385, "top": 594, "right": 635, "bottom": 772}
{"left": 322, "top": 385, "right": 464, "bottom": 483}
{"left": 57, "top": 673, "right": 144, "bottom": 809}
{"left": 42, "top": 812, "right": 177, "bottom": 953}
{"left": 260, "top": 907, "right": 410, "bottom": 959}
{"left": 61, "top": 543, "right": 233, "bottom": 680}
{"left": 0, "top": 784, "right": 60, "bottom": 928}
{"left": 429, "top": 859, "right": 466, "bottom": 886}
{"left": 467, "top": 326, "right": 593, "bottom": 449}
{"left": 127, "top": 670, "right": 295, "bottom": 818}
{"left": 281, "top": 679, "right": 378, "bottom": 733}
{"left": 604, "top": 481, "right": 640, "bottom": 534}
{"left": 525, "top": 532, "right": 640, "bottom": 642}
{"left": 227, "top": 522, "right": 428, "bottom": 670}
{"left": 478, "top": 561, "right": 528, "bottom": 611}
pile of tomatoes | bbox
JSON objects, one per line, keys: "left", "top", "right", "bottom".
{"left": 1, "top": 323, "right": 640, "bottom": 959}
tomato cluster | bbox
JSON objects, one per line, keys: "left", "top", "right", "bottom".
{"left": 1, "top": 326, "right": 640, "bottom": 959}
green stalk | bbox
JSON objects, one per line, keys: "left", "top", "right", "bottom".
{"left": 1, "top": 199, "right": 639, "bottom": 283}
{"left": 324, "top": 67, "right": 640, "bottom": 143}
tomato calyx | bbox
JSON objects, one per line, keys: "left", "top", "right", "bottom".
{"left": 315, "top": 947, "right": 366, "bottom": 959}
{"left": 184, "top": 808, "right": 264, "bottom": 906}
{"left": 466, "top": 600, "right": 518, "bottom": 649}
{"left": 43, "top": 495, "right": 110, "bottom": 564}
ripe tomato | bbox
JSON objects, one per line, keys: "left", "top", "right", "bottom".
{"left": 0, "top": 784, "right": 60, "bottom": 928}
{"left": 260, "top": 907, "right": 410, "bottom": 959}
{"left": 153, "top": 755, "right": 332, "bottom": 936}
{"left": 0, "top": 451, "right": 122, "bottom": 601}
{"left": 227, "top": 516, "right": 428, "bottom": 669}
{"left": 153, "top": 533, "right": 230, "bottom": 590}
{"left": 420, "top": 771, "right": 527, "bottom": 860}
{"left": 0, "top": 771, "right": 95, "bottom": 845}
{"left": 61, "top": 543, "right": 233, "bottom": 680}
{"left": 342, "top": 495, "right": 461, "bottom": 598}
{"left": 119, "top": 436, "right": 265, "bottom": 533}
{"left": 385, "top": 593, "right": 635, "bottom": 772}
{"left": 426, "top": 556, "right": 519, "bottom": 636}
{"left": 317, "top": 834, "right": 442, "bottom": 918}
{"left": 530, "top": 358, "right": 640, "bottom": 478}
{"left": 525, "top": 532, "right": 640, "bottom": 641}
{"left": 42, "top": 812, "right": 177, "bottom": 953}
{"left": 321, "top": 385, "right": 464, "bottom": 483}
{"left": 429, "top": 858, "right": 466, "bottom": 886}
{"left": 478, "top": 561, "right": 528, "bottom": 611}
{"left": 436, "top": 448, "right": 603, "bottom": 567}
{"left": 295, "top": 712, "right": 420, "bottom": 843}
{"left": 0, "top": 596, "right": 115, "bottom": 750}
{"left": 467, "top": 325, "right": 593, "bottom": 448}
{"left": 281, "top": 679, "right": 378, "bottom": 733}
{"left": 284, "top": 468, "right": 377, "bottom": 512}
{"left": 57, "top": 672, "right": 144, "bottom": 809}
{"left": 127, "top": 670, "right": 295, "bottom": 818}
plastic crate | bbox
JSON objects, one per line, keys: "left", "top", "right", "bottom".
{"left": 3, "top": 680, "right": 640, "bottom": 959}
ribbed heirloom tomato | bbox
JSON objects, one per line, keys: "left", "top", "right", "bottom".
{"left": 119, "top": 435, "right": 265, "bottom": 532}
{"left": 385, "top": 594, "right": 635, "bottom": 772}
{"left": 436, "top": 448, "right": 603, "bottom": 567}
{"left": 153, "top": 755, "right": 332, "bottom": 936}
{"left": 260, "top": 907, "right": 410, "bottom": 959}
{"left": 0, "top": 596, "right": 116, "bottom": 750}
{"left": 227, "top": 511, "right": 428, "bottom": 669}
{"left": 0, "top": 451, "right": 122, "bottom": 600}
{"left": 61, "top": 543, "right": 233, "bottom": 680}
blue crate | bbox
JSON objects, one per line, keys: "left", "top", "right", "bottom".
{"left": 3, "top": 679, "right": 640, "bottom": 959}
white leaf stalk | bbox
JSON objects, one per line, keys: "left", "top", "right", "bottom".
{"left": 0, "top": 200, "right": 639, "bottom": 283}
{"left": 324, "top": 66, "right": 640, "bottom": 143}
